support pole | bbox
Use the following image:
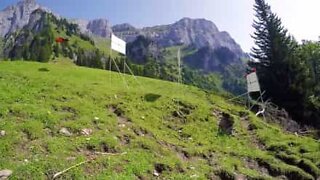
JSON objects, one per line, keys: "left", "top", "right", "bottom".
{"left": 111, "top": 58, "right": 129, "bottom": 89}
{"left": 109, "top": 44, "right": 112, "bottom": 86}
{"left": 177, "top": 48, "right": 182, "bottom": 84}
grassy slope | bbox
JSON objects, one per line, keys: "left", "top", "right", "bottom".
{"left": 0, "top": 61, "right": 319, "bottom": 179}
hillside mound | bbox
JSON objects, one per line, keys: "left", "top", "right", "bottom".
{"left": 0, "top": 61, "right": 319, "bottom": 179}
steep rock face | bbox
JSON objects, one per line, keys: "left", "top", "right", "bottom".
{"left": 71, "top": 19, "right": 113, "bottom": 38}
{"left": 126, "top": 36, "right": 162, "bottom": 64}
{"left": 142, "top": 18, "right": 220, "bottom": 48}
{"left": 0, "top": 0, "right": 40, "bottom": 37}
{"left": 3, "top": 9, "right": 52, "bottom": 59}
{"left": 112, "top": 18, "right": 244, "bottom": 58}
{"left": 112, "top": 23, "right": 141, "bottom": 42}
{"left": 71, "top": 19, "right": 89, "bottom": 34}
{"left": 86, "top": 19, "right": 112, "bottom": 38}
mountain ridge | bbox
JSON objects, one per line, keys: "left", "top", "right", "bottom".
{"left": 0, "top": 0, "right": 245, "bottom": 56}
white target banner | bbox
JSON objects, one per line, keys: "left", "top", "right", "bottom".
{"left": 111, "top": 34, "right": 126, "bottom": 55}
{"left": 247, "top": 72, "right": 261, "bottom": 92}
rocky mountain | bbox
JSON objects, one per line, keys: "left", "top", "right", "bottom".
{"left": 86, "top": 19, "right": 112, "bottom": 38}
{"left": 72, "top": 19, "right": 113, "bottom": 38}
{"left": 112, "top": 18, "right": 245, "bottom": 58}
{"left": 73, "top": 17, "right": 246, "bottom": 61}
{"left": 112, "top": 23, "right": 141, "bottom": 42}
{"left": 0, "top": 0, "right": 246, "bottom": 61}
{"left": 0, "top": 0, "right": 41, "bottom": 37}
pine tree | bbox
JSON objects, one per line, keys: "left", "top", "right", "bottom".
{"left": 250, "top": 0, "right": 320, "bottom": 127}
{"left": 250, "top": 0, "right": 297, "bottom": 107}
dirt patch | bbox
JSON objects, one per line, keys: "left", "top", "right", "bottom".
{"left": 154, "top": 163, "right": 172, "bottom": 176}
{"left": 243, "top": 158, "right": 269, "bottom": 175}
{"left": 85, "top": 142, "right": 117, "bottom": 154}
{"left": 157, "top": 140, "right": 192, "bottom": 162}
{"left": 238, "top": 113, "right": 265, "bottom": 150}
{"left": 214, "top": 169, "right": 235, "bottom": 180}
{"left": 108, "top": 105, "right": 131, "bottom": 125}
{"left": 218, "top": 112, "right": 234, "bottom": 135}
{"left": 177, "top": 150, "right": 190, "bottom": 161}
{"left": 117, "top": 134, "right": 132, "bottom": 145}
{"left": 170, "top": 99, "right": 195, "bottom": 124}
{"left": 61, "top": 106, "right": 78, "bottom": 114}
{"left": 136, "top": 175, "right": 149, "bottom": 180}
{"left": 202, "top": 152, "right": 220, "bottom": 168}
{"left": 51, "top": 105, "right": 78, "bottom": 120}
{"left": 132, "top": 127, "right": 153, "bottom": 138}
{"left": 114, "top": 165, "right": 124, "bottom": 173}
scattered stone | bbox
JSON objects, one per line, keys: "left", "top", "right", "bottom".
{"left": 94, "top": 117, "right": 99, "bottom": 120}
{"left": 190, "top": 174, "right": 199, "bottom": 178}
{"left": 0, "top": 169, "right": 12, "bottom": 179}
{"left": 0, "top": 130, "right": 5, "bottom": 137}
{"left": 141, "top": 116, "right": 145, "bottom": 120}
{"left": 153, "top": 170, "right": 160, "bottom": 177}
{"left": 59, "top": 128, "right": 72, "bottom": 137}
{"left": 119, "top": 124, "right": 126, "bottom": 128}
{"left": 81, "top": 128, "right": 93, "bottom": 136}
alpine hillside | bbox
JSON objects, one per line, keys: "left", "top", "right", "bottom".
{"left": 0, "top": 0, "right": 248, "bottom": 94}
{"left": 0, "top": 61, "right": 319, "bottom": 179}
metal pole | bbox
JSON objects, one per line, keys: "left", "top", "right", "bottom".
{"left": 177, "top": 48, "right": 182, "bottom": 84}
{"left": 109, "top": 35, "right": 112, "bottom": 86}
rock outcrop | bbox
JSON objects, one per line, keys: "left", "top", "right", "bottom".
{"left": 0, "top": 0, "right": 40, "bottom": 37}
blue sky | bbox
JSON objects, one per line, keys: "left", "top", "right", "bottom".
{"left": 1, "top": 0, "right": 320, "bottom": 52}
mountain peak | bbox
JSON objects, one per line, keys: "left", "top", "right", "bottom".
{"left": 178, "top": 17, "right": 208, "bottom": 22}
{"left": 175, "top": 17, "right": 219, "bottom": 32}
{"left": 86, "top": 19, "right": 112, "bottom": 38}
{"left": 17, "top": 0, "right": 37, "bottom": 6}
{"left": 0, "top": 0, "right": 40, "bottom": 37}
